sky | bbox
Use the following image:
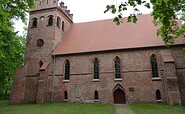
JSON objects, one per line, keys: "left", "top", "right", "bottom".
{"left": 14, "top": 0, "right": 152, "bottom": 35}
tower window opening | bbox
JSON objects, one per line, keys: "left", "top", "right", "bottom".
{"left": 62, "top": 21, "right": 65, "bottom": 31}
{"left": 32, "top": 18, "right": 37, "bottom": 28}
{"left": 48, "top": 15, "right": 53, "bottom": 26}
{"left": 57, "top": 17, "right": 61, "bottom": 28}
{"left": 39, "top": 61, "right": 43, "bottom": 68}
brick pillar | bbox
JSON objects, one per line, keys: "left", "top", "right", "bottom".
{"left": 36, "top": 62, "right": 49, "bottom": 104}
{"left": 163, "top": 63, "right": 181, "bottom": 105}
{"left": 10, "top": 65, "right": 26, "bottom": 104}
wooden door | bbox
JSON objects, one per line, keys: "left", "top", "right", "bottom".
{"left": 114, "top": 89, "right": 125, "bottom": 104}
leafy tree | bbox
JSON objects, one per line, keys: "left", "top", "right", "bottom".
{"left": 0, "top": 0, "right": 35, "bottom": 99}
{"left": 105, "top": 0, "right": 185, "bottom": 45}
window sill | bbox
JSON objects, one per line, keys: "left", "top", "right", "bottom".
{"left": 31, "top": 26, "right": 37, "bottom": 28}
{"left": 92, "top": 79, "right": 100, "bottom": 82}
{"left": 63, "top": 80, "right": 70, "bottom": 83}
{"left": 63, "top": 99, "right": 68, "bottom": 102}
{"left": 157, "top": 100, "right": 162, "bottom": 103}
{"left": 94, "top": 100, "right": 99, "bottom": 102}
{"left": 152, "top": 77, "right": 161, "bottom": 81}
{"left": 114, "top": 78, "right": 122, "bottom": 81}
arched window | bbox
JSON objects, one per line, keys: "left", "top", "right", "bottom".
{"left": 39, "top": 61, "right": 43, "bottom": 68}
{"left": 115, "top": 56, "right": 121, "bottom": 78}
{"left": 94, "top": 58, "right": 99, "bottom": 79}
{"left": 62, "top": 21, "right": 65, "bottom": 31}
{"left": 57, "top": 17, "right": 61, "bottom": 28}
{"left": 156, "top": 89, "right": 161, "bottom": 100}
{"left": 64, "top": 91, "right": 68, "bottom": 100}
{"left": 65, "top": 60, "right": 70, "bottom": 80}
{"left": 94, "top": 90, "right": 98, "bottom": 100}
{"left": 48, "top": 15, "right": 53, "bottom": 26}
{"left": 32, "top": 18, "right": 37, "bottom": 27}
{"left": 151, "top": 54, "right": 159, "bottom": 77}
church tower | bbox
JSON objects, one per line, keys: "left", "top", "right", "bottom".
{"left": 25, "top": 0, "right": 73, "bottom": 75}
{"left": 23, "top": 0, "right": 73, "bottom": 103}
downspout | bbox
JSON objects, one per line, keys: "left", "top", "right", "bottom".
{"left": 51, "top": 55, "right": 56, "bottom": 102}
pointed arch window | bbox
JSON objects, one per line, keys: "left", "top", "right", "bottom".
{"left": 156, "top": 89, "right": 161, "bottom": 100}
{"left": 94, "top": 90, "right": 99, "bottom": 100}
{"left": 115, "top": 56, "right": 121, "bottom": 78}
{"left": 62, "top": 21, "right": 65, "bottom": 31}
{"left": 64, "top": 91, "right": 68, "bottom": 100}
{"left": 39, "top": 61, "right": 43, "bottom": 68}
{"left": 65, "top": 60, "right": 70, "bottom": 80}
{"left": 32, "top": 18, "right": 37, "bottom": 27}
{"left": 151, "top": 54, "right": 159, "bottom": 77}
{"left": 57, "top": 17, "right": 61, "bottom": 28}
{"left": 48, "top": 15, "right": 53, "bottom": 26}
{"left": 94, "top": 58, "right": 99, "bottom": 79}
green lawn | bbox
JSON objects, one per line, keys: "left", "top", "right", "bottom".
{"left": 0, "top": 100, "right": 9, "bottom": 105}
{"left": 130, "top": 104, "right": 185, "bottom": 114}
{"left": 1, "top": 100, "right": 185, "bottom": 114}
{"left": 0, "top": 102, "right": 115, "bottom": 114}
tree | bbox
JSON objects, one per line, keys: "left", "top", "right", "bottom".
{"left": 105, "top": 0, "right": 185, "bottom": 45}
{"left": 0, "top": 0, "right": 35, "bottom": 99}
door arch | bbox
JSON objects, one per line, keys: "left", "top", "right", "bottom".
{"left": 113, "top": 85, "right": 126, "bottom": 104}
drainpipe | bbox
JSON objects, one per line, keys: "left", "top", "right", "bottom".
{"left": 51, "top": 55, "right": 56, "bottom": 102}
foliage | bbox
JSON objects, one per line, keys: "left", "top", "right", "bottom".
{"left": 130, "top": 104, "right": 185, "bottom": 114}
{"left": 0, "top": 102, "right": 116, "bottom": 114}
{"left": 0, "top": 0, "right": 35, "bottom": 99}
{"left": 105, "top": 0, "right": 185, "bottom": 45}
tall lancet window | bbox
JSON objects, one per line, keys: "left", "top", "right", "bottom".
{"left": 94, "top": 58, "right": 99, "bottom": 79}
{"left": 151, "top": 54, "right": 159, "bottom": 77}
{"left": 65, "top": 60, "right": 70, "bottom": 80}
{"left": 115, "top": 56, "right": 121, "bottom": 78}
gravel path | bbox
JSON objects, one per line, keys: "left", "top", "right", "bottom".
{"left": 115, "top": 104, "right": 136, "bottom": 114}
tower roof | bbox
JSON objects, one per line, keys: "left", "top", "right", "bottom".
{"left": 53, "top": 14, "right": 185, "bottom": 55}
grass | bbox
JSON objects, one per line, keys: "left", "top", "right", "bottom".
{"left": 0, "top": 102, "right": 116, "bottom": 114}
{"left": 1, "top": 100, "right": 185, "bottom": 114}
{"left": 130, "top": 104, "right": 185, "bottom": 114}
{"left": 0, "top": 100, "right": 9, "bottom": 105}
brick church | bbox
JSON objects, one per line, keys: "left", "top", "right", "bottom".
{"left": 10, "top": 0, "right": 185, "bottom": 105}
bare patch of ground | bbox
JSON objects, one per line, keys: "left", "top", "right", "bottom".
{"left": 115, "top": 104, "right": 135, "bottom": 114}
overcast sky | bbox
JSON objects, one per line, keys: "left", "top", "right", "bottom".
{"left": 14, "top": 0, "right": 152, "bottom": 35}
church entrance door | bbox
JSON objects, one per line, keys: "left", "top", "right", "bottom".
{"left": 114, "top": 89, "right": 125, "bottom": 104}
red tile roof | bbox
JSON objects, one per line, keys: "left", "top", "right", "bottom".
{"left": 53, "top": 14, "right": 184, "bottom": 55}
